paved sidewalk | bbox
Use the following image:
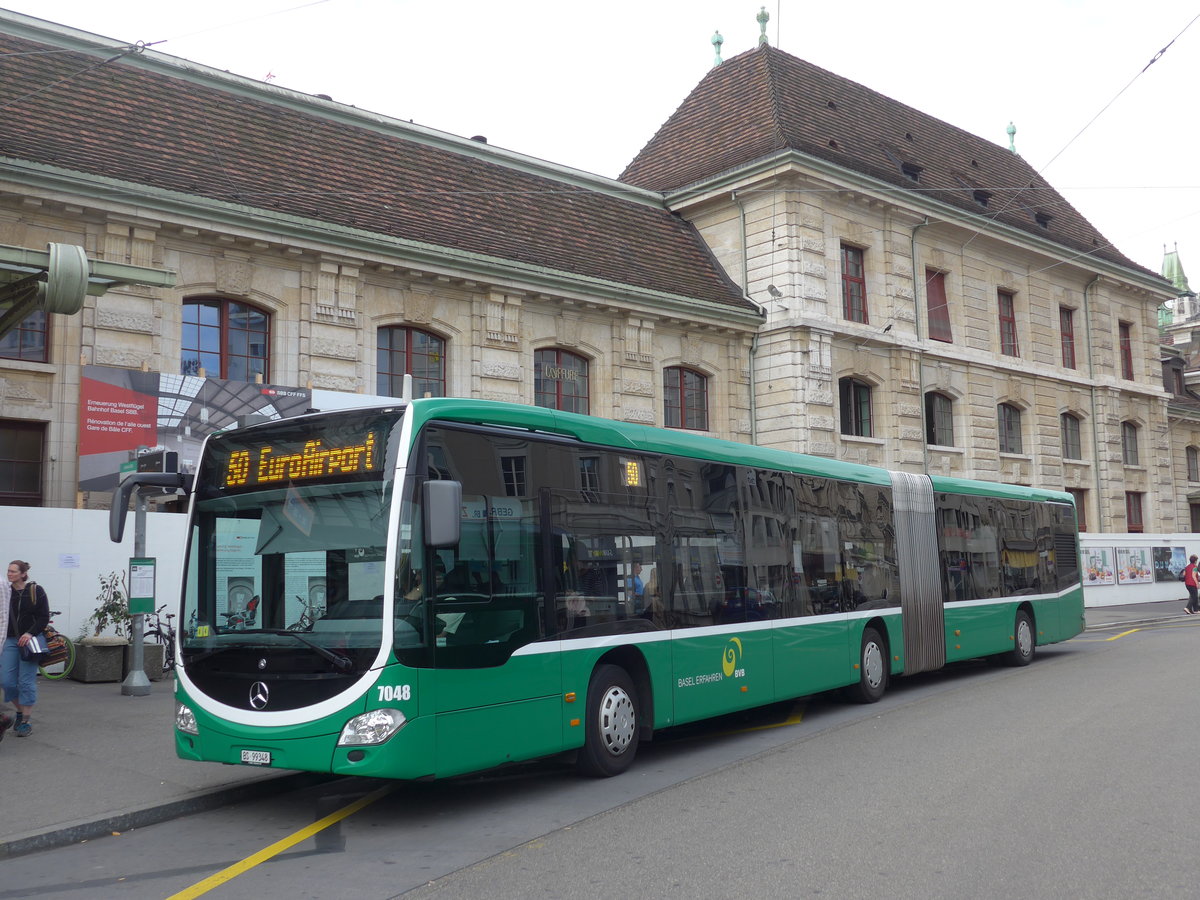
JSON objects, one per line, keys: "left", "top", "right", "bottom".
{"left": 0, "top": 676, "right": 319, "bottom": 860}
{"left": 0, "top": 598, "right": 1187, "bottom": 860}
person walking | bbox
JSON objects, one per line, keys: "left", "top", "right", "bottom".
{"left": 1184, "top": 555, "right": 1200, "bottom": 615}
{"left": 0, "top": 568, "right": 9, "bottom": 742}
{"left": 1, "top": 560, "right": 49, "bottom": 737}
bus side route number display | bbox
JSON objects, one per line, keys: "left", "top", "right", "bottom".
{"left": 224, "top": 431, "right": 379, "bottom": 488}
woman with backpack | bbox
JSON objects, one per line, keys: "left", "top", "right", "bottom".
{"left": 1, "top": 560, "right": 49, "bottom": 737}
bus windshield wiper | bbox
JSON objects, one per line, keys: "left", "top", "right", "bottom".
{"left": 256, "top": 629, "right": 356, "bottom": 673}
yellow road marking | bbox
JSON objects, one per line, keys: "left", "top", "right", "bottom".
{"left": 743, "top": 703, "right": 805, "bottom": 732}
{"left": 713, "top": 701, "right": 806, "bottom": 737}
{"left": 1106, "top": 628, "right": 1141, "bottom": 641}
{"left": 167, "top": 782, "right": 398, "bottom": 899}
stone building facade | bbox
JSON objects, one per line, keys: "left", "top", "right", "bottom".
{"left": 621, "top": 44, "right": 1176, "bottom": 534}
{"left": 0, "top": 12, "right": 1180, "bottom": 535}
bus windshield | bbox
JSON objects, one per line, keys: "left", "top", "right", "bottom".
{"left": 180, "top": 408, "right": 402, "bottom": 677}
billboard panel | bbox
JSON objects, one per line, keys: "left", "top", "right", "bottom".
{"left": 78, "top": 366, "right": 312, "bottom": 492}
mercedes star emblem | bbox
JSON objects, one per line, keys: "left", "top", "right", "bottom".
{"left": 249, "top": 681, "right": 269, "bottom": 710}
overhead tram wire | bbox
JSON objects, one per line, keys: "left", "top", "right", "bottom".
{"left": 955, "top": 12, "right": 1200, "bottom": 263}
{"left": 0, "top": 41, "right": 154, "bottom": 112}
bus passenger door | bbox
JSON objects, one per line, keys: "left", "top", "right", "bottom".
{"left": 427, "top": 491, "right": 562, "bottom": 777}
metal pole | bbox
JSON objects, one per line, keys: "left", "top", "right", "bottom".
{"left": 120, "top": 489, "right": 150, "bottom": 696}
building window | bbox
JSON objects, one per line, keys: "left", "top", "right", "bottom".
{"left": 998, "top": 403, "right": 1023, "bottom": 454}
{"left": 0, "top": 420, "right": 44, "bottom": 506}
{"left": 1188, "top": 447, "right": 1200, "bottom": 483}
{"left": 501, "top": 455, "right": 526, "bottom": 496}
{"left": 664, "top": 366, "right": 708, "bottom": 430}
{"left": 580, "top": 456, "right": 600, "bottom": 502}
{"left": 925, "top": 391, "right": 954, "bottom": 446}
{"left": 1121, "top": 421, "right": 1139, "bottom": 466}
{"left": 0, "top": 310, "right": 48, "bottom": 363}
{"left": 841, "top": 244, "right": 868, "bottom": 323}
{"left": 1169, "top": 366, "right": 1185, "bottom": 394}
{"left": 998, "top": 290, "right": 1019, "bottom": 357}
{"left": 926, "top": 270, "right": 952, "bottom": 342}
{"left": 1059, "top": 306, "right": 1076, "bottom": 369}
{"left": 377, "top": 326, "right": 446, "bottom": 398}
{"left": 182, "top": 298, "right": 270, "bottom": 381}
{"left": 1119, "top": 322, "right": 1134, "bottom": 380}
{"left": 535, "top": 348, "right": 590, "bottom": 414}
{"left": 1191, "top": 503, "right": 1200, "bottom": 534}
{"left": 840, "top": 377, "right": 873, "bottom": 437}
{"left": 1067, "top": 488, "right": 1088, "bottom": 533}
{"left": 1125, "top": 491, "right": 1144, "bottom": 533}
{"left": 1061, "top": 413, "right": 1082, "bottom": 460}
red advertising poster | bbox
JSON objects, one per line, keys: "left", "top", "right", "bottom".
{"left": 78, "top": 366, "right": 312, "bottom": 492}
{"left": 79, "top": 371, "right": 157, "bottom": 456}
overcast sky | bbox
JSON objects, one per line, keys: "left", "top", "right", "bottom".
{"left": 6, "top": 0, "right": 1198, "bottom": 278}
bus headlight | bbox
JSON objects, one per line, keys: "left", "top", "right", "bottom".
{"left": 338, "top": 709, "right": 407, "bottom": 746}
{"left": 176, "top": 703, "right": 199, "bottom": 735}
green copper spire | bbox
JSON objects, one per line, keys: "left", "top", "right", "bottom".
{"left": 1007, "top": 121, "right": 1017, "bottom": 154}
{"left": 712, "top": 30, "right": 724, "bottom": 67}
{"left": 757, "top": 6, "right": 769, "bottom": 45}
{"left": 1162, "top": 243, "right": 1191, "bottom": 293}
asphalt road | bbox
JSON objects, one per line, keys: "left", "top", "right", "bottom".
{"left": 3, "top": 619, "right": 1196, "bottom": 899}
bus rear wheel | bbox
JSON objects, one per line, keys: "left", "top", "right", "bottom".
{"left": 844, "top": 626, "right": 888, "bottom": 704}
{"left": 577, "top": 664, "right": 639, "bottom": 777}
{"left": 1005, "top": 610, "right": 1035, "bottom": 667}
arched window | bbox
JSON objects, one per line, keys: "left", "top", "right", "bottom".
{"left": 377, "top": 326, "right": 445, "bottom": 398}
{"left": 182, "top": 298, "right": 270, "bottom": 381}
{"left": 1188, "top": 446, "right": 1200, "bottom": 483}
{"left": 839, "top": 377, "right": 873, "bottom": 437}
{"left": 664, "top": 366, "right": 708, "bottom": 430}
{"left": 1061, "top": 413, "right": 1082, "bottom": 460}
{"left": 1121, "top": 421, "right": 1139, "bottom": 466}
{"left": 998, "top": 403, "right": 1022, "bottom": 454}
{"left": 924, "top": 391, "right": 953, "bottom": 446}
{"left": 535, "top": 349, "right": 589, "bottom": 413}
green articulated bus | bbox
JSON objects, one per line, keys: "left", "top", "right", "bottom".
{"left": 169, "top": 396, "right": 1083, "bottom": 779}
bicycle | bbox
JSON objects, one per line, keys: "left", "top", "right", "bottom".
{"left": 143, "top": 604, "right": 177, "bottom": 672}
{"left": 287, "top": 594, "right": 325, "bottom": 632}
{"left": 38, "top": 610, "right": 76, "bottom": 680}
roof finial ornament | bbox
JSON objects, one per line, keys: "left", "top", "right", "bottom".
{"left": 757, "top": 6, "right": 770, "bottom": 46}
{"left": 712, "top": 30, "right": 724, "bottom": 67}
{"left": 1007, "top": 121, "right": 1017, "bottom": 154}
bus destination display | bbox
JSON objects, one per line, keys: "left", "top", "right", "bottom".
{"left": 224, "top": 431, "right": 380, "bottom": 488}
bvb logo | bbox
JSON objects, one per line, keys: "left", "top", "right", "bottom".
{"left": 721, "top": 637, "right": 743, "bottom": 678}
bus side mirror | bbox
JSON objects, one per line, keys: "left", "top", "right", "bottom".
{"left": 424, "top": 480, "right": 462, "bottom": 549}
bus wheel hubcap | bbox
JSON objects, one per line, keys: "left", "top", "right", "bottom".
{"left": 598, "top": 686, "right": 635, "bottom": 755}
{"left": 863, "top": 643, "right": 883, "bottom": 687}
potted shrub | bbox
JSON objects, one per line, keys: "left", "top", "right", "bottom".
{"left": 72, "top": 572, "right": 164, "bottom": 682}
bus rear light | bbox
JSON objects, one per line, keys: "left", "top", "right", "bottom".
{"left": 338, "top": 709, "right": 407, "bottom": 746}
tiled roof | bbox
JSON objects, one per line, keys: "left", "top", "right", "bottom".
{"left": 0, "top": 29, "right": 753, "bottom": 313}
{"left": 621, "top": 45, "right": 1158, "bottom": 279}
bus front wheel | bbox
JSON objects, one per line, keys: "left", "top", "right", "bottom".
{"left": 844, "top": 626, "right": 888, "bottom": 704}
{"left": 1005, "top": 610, "right": 1035, "bottom": 667}
{"left": 577, "top": 664, "right": 639, "bottom": 777}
